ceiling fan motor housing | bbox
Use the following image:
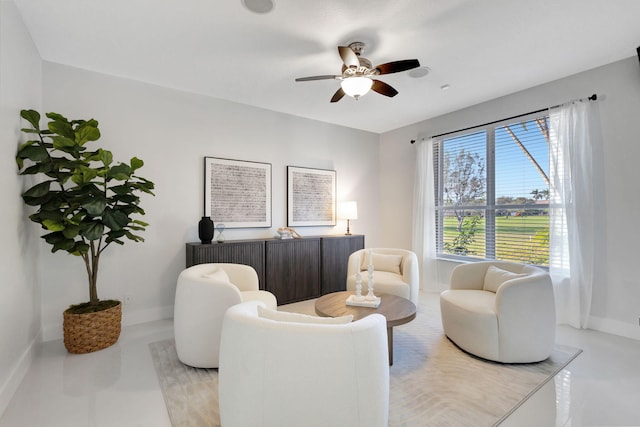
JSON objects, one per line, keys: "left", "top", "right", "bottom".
{"left": 346, "top": 42, "right": 374, "bottom": 76}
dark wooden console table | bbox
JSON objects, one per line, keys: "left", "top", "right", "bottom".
{"left": 186, "top": 234, "right": 364, "bottom": 305}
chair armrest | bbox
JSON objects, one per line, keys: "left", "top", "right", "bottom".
{"left": 495, "top": 273, "right": 555, "bottom": 320}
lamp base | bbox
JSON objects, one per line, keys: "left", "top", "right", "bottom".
{"left": 345, "top": 219, "right": 352, "bottom": 235}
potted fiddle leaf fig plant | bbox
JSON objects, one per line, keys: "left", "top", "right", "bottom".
{"left": 16, "top": 109, "right": 155, "bottom": 354}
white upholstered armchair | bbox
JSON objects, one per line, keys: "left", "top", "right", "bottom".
{"left": 219, "top": 300, "right": 390, "bottom": 427}
{"left": 346, "top": 248, "right": 419, "bottom": 304}
{"left": 173, "top": 263, "right": 276, "bottom": 368}
{"left": 440, "top": 261, "right": 556, "bottom": 363}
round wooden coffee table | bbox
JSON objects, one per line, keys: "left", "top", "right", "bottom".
{"left": 315, "top": 291, "right": 416, "bottom": 365}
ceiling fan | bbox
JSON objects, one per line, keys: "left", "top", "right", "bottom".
{"left": 295, "top": 42, "right": 420, "bottom": 103}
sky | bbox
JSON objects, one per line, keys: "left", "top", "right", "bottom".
{"left": 444, "top": 116, "right": 549, "bottom": 201}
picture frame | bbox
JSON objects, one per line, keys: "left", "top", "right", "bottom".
{"left": 204, "top": 157, "right": 272, "bottom": 228}
{"left": 287, "top": 166, "right": 336, "bottom": 227}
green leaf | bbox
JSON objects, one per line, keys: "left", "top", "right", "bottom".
{"left": 103, "top": 209, "right": 129, "bottom": 230}
{"left": 132, "top": 177, "right": 155, "bottom": 194}
{"left": 17, "top": 144, "right": 49, "bottom": 164}
{"left": 20, "top": 110, "right": 40, "bottom": 130}
{"left": 42, "top": 219, "right": 65, "bottom": 231}
{"left": 130, "top": 157, "right": 144, "bottom": 172}
{"left": 62, "top": 225, "right": 80, "bottom": 239}
{"left": 125, "top": 231, "right": 144, "bottom": 242}
{"left": 82, "top": 195, "right": 107, "bottom": 216}
{"left": 82, "top": 221, "right": 104, "bottom": 240}
{"left": 110, "top": 184, "right": 131, "bottom": 195}
{"left": 109, "top": 163, "right": 131, "bottom": 181}
{"left": 23, "top": 193, "right": 55, "bottom": 207}
{"left": 43, "top": 231, "right": 75, "bottom": 252}
{"left": 20, "top": 128, "right": 41, "bottom": 134}
{"left": 105, "top": 229, "right": 126, "bottom": 244}
{"left": 22, "top": 162, "right": 53, "bottom": 175}
{"left": 100, "top": 149, "right": 113, "bottom": 166}
{"left": 22, "top": 181, "right": 51, "bottom": 198}
{"left": 76, "top": 125, "right": 100, "bottom": 145}
{"left": 71, "top": 167, "right": 99, "bottom": 186}
{"left": 70, "top": 241, "right": 90, "bottom": 256}
{"left": 51, "top": 135, "right": 77, "bottom": 150}
{"left": 48, "top": 118, "right": 74, "bottom": 139}
{"left": 45, "top": 112, "right": 69, "bottom": 122}
{"left": 52, "top": 239, "right": 76, "bottom": 253}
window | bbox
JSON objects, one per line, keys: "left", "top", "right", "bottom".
{"left": 434, "top": 115, "right": 550, "bottom": 266}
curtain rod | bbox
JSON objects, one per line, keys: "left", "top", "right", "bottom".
{"left": 410, "top": 93, "right": 597, "bottom": 143}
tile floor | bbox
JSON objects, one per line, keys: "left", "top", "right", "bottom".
{"left": 1, "top": 293, "right": 639, "bottom": 427}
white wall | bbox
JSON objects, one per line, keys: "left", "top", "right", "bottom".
{"left": 38, "top": 62, "right": 381, "bottom": 339}
{"left": 0, "top": 0, "right": 42, "bottom": 415}
{"left": 380, "top": 56, "right": 640, "bottom": 340}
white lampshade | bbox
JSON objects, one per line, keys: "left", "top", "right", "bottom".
{"left": 341, "top": 77, "right": 373, "bottom": 99}
{"left": 340, "top": 201, "right": 358, "bottom": 220}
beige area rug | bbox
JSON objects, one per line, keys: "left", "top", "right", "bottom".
{"left": 149, "top": 293, "right": 581, "bottom": 427}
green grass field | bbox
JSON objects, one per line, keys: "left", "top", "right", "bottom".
{"left": 442, "top": 215, "right": 549, "bottom": 265}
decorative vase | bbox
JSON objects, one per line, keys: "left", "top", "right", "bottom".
{"left": 198, "top": 216, "right": 214, "bottom": 244}
{"left": 63, "top": 302, "right": 122, "bottom": 354}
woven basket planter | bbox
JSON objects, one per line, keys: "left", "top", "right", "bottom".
{"left": 63, "top": 302, "right": 122, "bottom": 354}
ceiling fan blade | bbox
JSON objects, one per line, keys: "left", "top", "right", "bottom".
{"left": 338, "top": 46, "right": 359, "bottom": 68}
{"left": 371, "top": 80, "right": 398, "bottom": 97}
{"left": 330, "top": 87, "right": 346, "bottom": 103}
{"left": 295, "top": 75, "right": 340, "bottom": 82}
{"left": 374, "top": 59, "right": 420, "bottom": 75}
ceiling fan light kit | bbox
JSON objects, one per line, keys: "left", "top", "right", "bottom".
{"left": 295, "top": 41, "right": 421, "bottom": 103}
{"left": 341, "top": 76, "right": 373, "bottom": 99}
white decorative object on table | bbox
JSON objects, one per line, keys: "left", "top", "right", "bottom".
{"left": 347, "top": 273, "right": 380, "bottom": 308}
{"left": 346, "top": 294, "right": 381, "bottom": 307}
{"left": 276, "top": 228, "right": 293, "bottom": 239}
{"left": 354, "top": 272, "right": 364, "bottom": 301}
{"left": 347, "top": 250, "right": 381, "bottom": 307}
{"left": 365, "top": 256, "right": 377, "bottom": 300}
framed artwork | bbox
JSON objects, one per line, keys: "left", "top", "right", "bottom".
{"left": 287, "top": 166, "right": 336, "bottom": 227}
{"left": 204, "top": 157, "right": 272, "bottom": 228}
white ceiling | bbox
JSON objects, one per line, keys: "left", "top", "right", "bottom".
{"left": 14, "top": 0, "right": 640, "bottom": 134}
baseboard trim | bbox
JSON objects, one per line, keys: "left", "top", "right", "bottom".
{"left": 588, "top": 315, "right": 640, "bottom": 341}
{"left": 122, "top": 305, "right": 174, "bottom": 328}
{"left": 0, "top": 333, "right": 39, "bottom": 418}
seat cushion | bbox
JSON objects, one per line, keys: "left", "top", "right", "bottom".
{"left": 440, "top": 289, "right": 499, "bottom": 360}
{"left": 348, "top": 271, "right": 409, "bottom": 300}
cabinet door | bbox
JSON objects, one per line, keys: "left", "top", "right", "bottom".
{"left": 266, "top": 238, "right": 321, "bottom": 304}
{"left": 320, "top": 235, "right": 365, "bottom": 294}
{"left": 185, "top": 242, "right": 266, "bottom": 289}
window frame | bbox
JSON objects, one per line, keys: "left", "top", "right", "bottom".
{"left": 433, "top": 112, "right": 550, "bottom": 266}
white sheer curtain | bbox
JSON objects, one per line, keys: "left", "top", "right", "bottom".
{"left": 548, "top": 100, "right": 597, "bottom": 328}
{"left": 412, "top": 138, "right": 439, "bottom": 291}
